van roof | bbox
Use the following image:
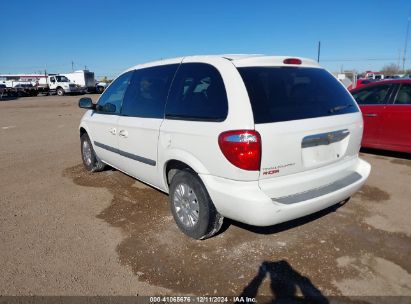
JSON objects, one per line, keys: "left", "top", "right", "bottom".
{"left": 229, "top": 55, "right": 320, "bottom": 68}
{"left": 126, "top": 54, "right": 321, "bottom": 72}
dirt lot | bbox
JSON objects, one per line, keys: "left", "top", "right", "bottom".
{"left": 0, "top": 95, "right": 410, "bottom": 300}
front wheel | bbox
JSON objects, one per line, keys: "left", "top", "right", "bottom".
{"left": 56, "top": 87, "right": 64, "bottom": 96}
{"left": 80, "top": 133, "right": 106, "bottom": 172}
{"left": 169, "top": 170, "right": 223, "bottom": 240}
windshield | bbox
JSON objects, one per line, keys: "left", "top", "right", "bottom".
{"left": 238, "top": 67, "right": 359, "bottom": 123}
{"left": 56, "top": 76, "right": 69, "bottom": 82}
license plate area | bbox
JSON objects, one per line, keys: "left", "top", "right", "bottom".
{"left": 302, "top": 129, "right": 350, "bottom": 168}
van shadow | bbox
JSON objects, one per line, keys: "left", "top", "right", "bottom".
{"left": 239, "top": 260, "right": 329, "bottom": 304}
{"left": 222, "top": 199, "right": 347, "bottom": 235}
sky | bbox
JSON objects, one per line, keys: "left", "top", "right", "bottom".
{"left": 1, "top": 0, "right": 411, "bottom": 79}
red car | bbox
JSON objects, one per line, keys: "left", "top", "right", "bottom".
{"left": 350, "top": 79, "right": 411, "bottom": 153}
{"left": 355, "top": 78, "right": 376, "bottom": 89}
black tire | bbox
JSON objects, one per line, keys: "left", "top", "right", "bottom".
{"left": 80, "top": 133, "right": 106, "bottom": 172}
{"left": 97, "top": 86, "right": 104, "bottom": 94}
{"left": 169, "top": 170, "right": 223, "bottom": 240}
{"left": 56, "top": 87, "right": 64, "bottom": 96}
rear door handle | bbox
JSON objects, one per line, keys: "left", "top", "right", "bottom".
{"left": 364, "top": 113, "right": 378, "bottom": 117}
{"left": 108, "top": 127, "right": 116, "bottom": 135}
{"left": 119, "top": 129, "right": 128, "bottom": 138}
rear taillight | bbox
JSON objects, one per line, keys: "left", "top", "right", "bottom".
{"left": 218, "top": 130, "right": 261, "bottom": 171}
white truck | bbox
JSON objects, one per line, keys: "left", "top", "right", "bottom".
{"left": 38, "top": 75, "right": 83, "bottom": 96}
{"left": 62, "top": 70, "right": 96, "bottom": 93}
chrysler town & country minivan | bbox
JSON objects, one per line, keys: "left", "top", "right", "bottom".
{"left": 78, "top": 55, "right": 371, "bottom": 239}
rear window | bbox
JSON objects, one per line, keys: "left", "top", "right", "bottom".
{"left": 238, "top": 67, "right": 358, "bottom": 124}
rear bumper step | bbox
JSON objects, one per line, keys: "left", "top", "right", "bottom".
{"left": 201, "top": 158, "right": 370, "bottom": 227}
{"left": 273, "top": 172, "right": 362, "bottom": 204}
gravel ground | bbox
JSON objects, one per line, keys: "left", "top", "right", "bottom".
{"left": 0, "top": 95, "right": 410, "bottom": 301}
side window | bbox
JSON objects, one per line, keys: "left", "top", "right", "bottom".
{"left": 165, "top": 63, "right": 228, "bottom": 121}
{"left": 121, "top": 64, "right": 179, "bottom": 118}
{"left": 351, "top": 84, "right": 392, "bottom": 105}
{"left": 96, "top": 71, "right": 132, "bottom": 114}
{"left": 394, "top": 83, "right": 411, "bottom": 104}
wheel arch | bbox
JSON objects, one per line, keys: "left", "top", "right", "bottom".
{"left": 165, "top": 160, "right": 194, "bottom": 187}
{"left": 162, "top": 148, "right": 211, "bottom": 190}
{"left": 79, "top": 124, "right": 94, "bottom": 144}
{"left": 163, "top": 154, "right": 209, "bottom": 192}
{"left": 80, "top": 127, "right": 87, "bottom": 137}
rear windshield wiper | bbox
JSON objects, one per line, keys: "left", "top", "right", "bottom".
{"left": 328, "top": 104, "right": 354, "bottom": 113}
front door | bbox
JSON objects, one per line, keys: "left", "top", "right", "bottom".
{"left": 86, "top": 71, "right": 133, "bottom": 167}
{"left": 351, "top": 83, "right": 393, "bottom": 147}
{"left": 49, "top": 76, "right": 57, "bottom": 90}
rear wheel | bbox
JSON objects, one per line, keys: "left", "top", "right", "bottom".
{"left": 169, "top": 170, "right": 223, "bottom": 239}
{"left": 96, "top": 86, "right": 104, "bottom": 94}
{"left": 80, "top": 133, "right": 106, "bottom": 172}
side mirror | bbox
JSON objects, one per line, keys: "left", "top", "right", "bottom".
{"left": 78, "top": 97, "right": 95, "bottom": 109}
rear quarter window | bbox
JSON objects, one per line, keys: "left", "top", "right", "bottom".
{"left": 238, "top": 67, "right": 358, "bottom": 123}
{"left": 165, "top": 63, "right": 228, "bottom": 121}
{"left": 394, "top": 83, "right": 411, "bottom": 104}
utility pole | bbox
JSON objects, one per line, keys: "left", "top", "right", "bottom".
{"left": 403, "top": 11, "right": 411, "bottom": 73}
{"left": 71, "top": 61, "right": 74, "bottom": 71}
{"left": 317, "top": 41, "right": 321, "bottom": 62}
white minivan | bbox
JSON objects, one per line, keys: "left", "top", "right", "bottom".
{"left": 78, "top": 55, "right": 371, "bottom": 239}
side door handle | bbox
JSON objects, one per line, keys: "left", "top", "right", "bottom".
{"left": 108, "top": 127, "right": 117, "bottom": 135}
{"left": 119, "top": 129, "right": 128, "bottom": 138}
{"left": 365, "top": 113, "right": 378, "bottom": 117}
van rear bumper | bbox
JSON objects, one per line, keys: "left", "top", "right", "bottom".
{"left": 200, "top": 157, "right": 370, "bottom": 226}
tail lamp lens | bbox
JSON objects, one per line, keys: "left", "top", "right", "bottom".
{"left": 218, "top": 130, "right": 261, "bottom": 171}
